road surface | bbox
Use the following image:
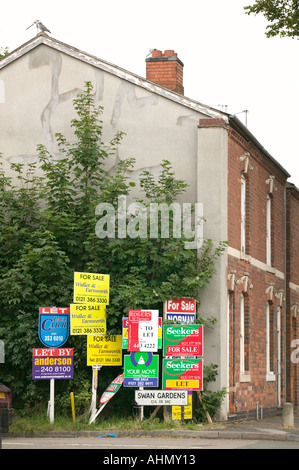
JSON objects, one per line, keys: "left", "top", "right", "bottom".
{"left": 2, "top": 435, "right": 299, "bottom": 450}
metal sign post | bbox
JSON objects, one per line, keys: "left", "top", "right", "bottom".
{"left": 89, "top": 374, "right": 124, "bottom": 424}
{"left": 0, "top": 340, "right": 4, "bottom": 363}
{"left": 90, "top": 366, "right": 101, "bottom": 418}
{"left": 33, "top": 348, "right": 74, "bottom": 424}
{"left": 48, "top": 379, "right": 55, "bottom": 424}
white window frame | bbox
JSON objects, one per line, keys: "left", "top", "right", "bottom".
{"left": 266, "top": 193, "right": 271, "bottom": 266}
{"left": 240, "top": 293, "right": 251, "bottom": 382}
{"left": 240, "top": 293, "right": 245, "bottom": 375}
{"left": 241, "top": 173, "right": 246, "bottom": 253}
{"left": 266, "top": 302, "right": 276, "bottom": 381}
{"left": 277, "top": 306, "right": 281, "bottom": 405}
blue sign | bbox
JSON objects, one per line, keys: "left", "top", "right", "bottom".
{"left": 165, "top": 313, "right": 196, "bottom": 323}
{"left": 38, "top": 307, "right": 70, "bottom": 348}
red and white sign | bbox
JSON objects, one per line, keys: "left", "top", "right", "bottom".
{"left": 39, "top": 307, "right": 70, "bottom": 314}
{"left": 100, "top": 374, "right": 124, "bottom": 404}
{"left": 165, "top": 298, "right": 196, "bottom": 314}
{"left": 164, "top": 298, "right": 196, "bottom": 323}
{"left": 163, "top": 325, "right": 203, "bottom": 357}
{"left": 33, "top": 348, "right": 73, "bottom": 357}
{"left": 128, "top": 310, "right": 159, "bottom": 352}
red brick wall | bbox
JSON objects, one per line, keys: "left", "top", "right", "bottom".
{"left": 286, "top": 186, "right": 299, "bottom": 403}
{"left": 287, "top": 187, "right": 299, "bottom": 286}
{"left": 227, "top": 128, "right": 288, "bottom": 415}
{"left": 228, "top": 129, "right": 286, "bottom": 271}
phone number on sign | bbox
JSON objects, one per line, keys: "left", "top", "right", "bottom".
{"left": 44, "top": 336, "right": 64, "bottom": 342}
{"left": 75, "top": 296, "right": 108, "bottom": 303}
{"left": 71, "top": 327, "right": 106, "bottom": 335}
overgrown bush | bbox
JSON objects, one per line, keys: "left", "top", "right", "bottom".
{"left": 0, "top": 81, "right": 227, "bottom": 415}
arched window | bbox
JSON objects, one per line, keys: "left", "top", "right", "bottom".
{"left": 266, "top": 193, "right": 272, "bottom": 266}
{"left": 241, "top": 173, "right": 246, "bottom": 253}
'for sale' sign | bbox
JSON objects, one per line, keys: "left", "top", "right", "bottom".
{"left": 87, "top": 335, "right": 122, "bottom": 366}
{"left": 163, "top": 324, "right": 203, "bottom": 357}
{"left": 73, "top": 272, "right": 110, "bottom": 305}
{"left": 164, "top": 298, "right": 196, "bottom": 323}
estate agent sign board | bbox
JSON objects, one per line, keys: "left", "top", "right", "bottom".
{"left": 163, "top": 324, "right": 203, "bottom": 357}
{"left": 124, "top": 352, "right": 159, "bottom": 387}
{"left": 70, "top": 303, "right": 106, "bottom": 335}
{"left": 100, "top": 373, "right": 124, "bottom": 404}
{"left": 127, "top": 310, "right": 159, "bottom": 352}
{"left": 32, "top": 348, "right": 74, "bottom": 380}
{"left": 38, "top": 307, "right": 70, "bottom": 348}
{"left": 73, "top": 272, "right": 110, "bottom": 305}
{"left": 122, "top": 317, "right": 162, "bottom": 349}
{"left": 162, "top": 358, "right": 203, "bottom": 391}
{"left": 87, "top": 335, "right": 122, "bottom": 366}
{"left": 164, "top": 298, "right": 196, "bottom": 323}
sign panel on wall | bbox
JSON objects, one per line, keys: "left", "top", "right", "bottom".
{"left": 124, "top": 352, "right": 159, "bottom": 387}
{"left": 73, "top": 272, "right": 110, "bottom": 305}
{"left": 70, "top": 303, "right": 106, "bottom": 335}
{"left": 32, "top": 348, "right": 74, "bottom": 380}
{"left": 164, "top": 298, "right": 196, "bottom": 323}
{"left": 162, "top": 358, "right": 203, "bottom": 391}
{"left": 87, "top": 334, "right": 122, "bottom": 366}
{"left": 163, "top": 324, "right": 203, "bottom": 357}
{"left": 38, "top": 307, "right": 70, "bottom": 348}
{"left": 127, "top": 310, "right": 159, "bottom": 352}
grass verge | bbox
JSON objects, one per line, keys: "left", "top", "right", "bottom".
{"left": 9, "top": 412, "right": 214, "bottom": 434}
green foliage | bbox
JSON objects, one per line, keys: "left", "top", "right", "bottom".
{"left": 244, "top": 0, "right": 299, "bottom": 38}
{"left": 195, "top": 364, "right": 227, "bottom": 422}
{"left": 0, "top": 81, "right": 226, "bottom": 412}
{"left": 0, "top": 47, "right": 9, "bottom": 59}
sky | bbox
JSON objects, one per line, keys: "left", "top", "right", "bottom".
{"left": 1, "top": 0, "right": 299, "bottom": 187}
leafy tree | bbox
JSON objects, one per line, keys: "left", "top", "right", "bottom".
{"left": 244, "top": 0, "right": 299, "bottom": 38}
{"left": 0, "top": 81, "right": 227, "bottom": 414}
{"left": 0, "top": 47, "right": 9, "bottom": 59}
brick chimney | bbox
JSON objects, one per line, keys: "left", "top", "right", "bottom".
{"left": 145, "top": 49, "right": 184, "bottom": 95}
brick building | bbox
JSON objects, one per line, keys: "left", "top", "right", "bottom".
{"left": 226, "top": 120, "right": 289, "bottom": 417}
{"left": 286, "top": 184, "right": 299, "bottom": 407}
{"left": 0, "top": 35, "right": 298, "bottom": 419}
{"left": 146, "top": 48, "right": 299, "bottom": 418}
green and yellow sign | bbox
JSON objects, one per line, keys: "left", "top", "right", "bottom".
{"left": 162, "top": 358, "right": 203, "bottom": 391}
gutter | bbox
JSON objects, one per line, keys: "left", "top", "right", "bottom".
{"left": 229, "top": 115, "right": 291, "bottom": 179}
{"left": 283, "top": 184, "right": 287, "bottom": 402}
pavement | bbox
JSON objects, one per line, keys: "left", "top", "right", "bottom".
{"left": 191, "top": 412, "right": 299, "bottom": 442}
{"left": 3, "top": 412, "right": 299, "bottom": 442}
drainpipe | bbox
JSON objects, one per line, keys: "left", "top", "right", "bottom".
{"left": 283, "top": 184, "right": 287, "bottom": 403}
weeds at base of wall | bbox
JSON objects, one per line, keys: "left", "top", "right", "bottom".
{"left": 9, "top": 413, "right": 220, "bottom": 434}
